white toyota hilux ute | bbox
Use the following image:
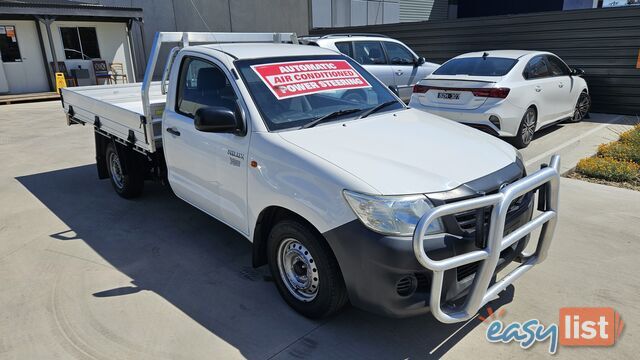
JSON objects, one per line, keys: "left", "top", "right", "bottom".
{"left": 61, "top": 33, "right": 561, "bottom": 322}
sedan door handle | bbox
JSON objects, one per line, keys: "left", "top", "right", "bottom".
{"left": 166, "top": 127, "right": 180, "bottom": 136}
{"left": 395, "top": 70, "right": 404, "bottom": 76}
{"left": 535, "top": 86, "right": 542, "bottom": 92}
{"left": 558, "top": 83, "right": 564, "bottom": 88}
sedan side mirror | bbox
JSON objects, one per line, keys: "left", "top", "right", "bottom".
{"left": 415, "top": 57, "right": 426, "bottom": 66}
{"left": 194, "top": 106, "right": 244, "bottom": 135}
{"left": 571, "top": 68, "right": 585, "bottom": 76}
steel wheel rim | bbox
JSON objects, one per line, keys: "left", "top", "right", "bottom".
{"left": 109, "top": 151, "right": 124, "bottom": 189}
{"left": 573, "top": 94, "right": 590, "bottom": 121}
{"left": 277, "top": 238, "right": 319, "bottom": 302}
{"left": 522, "top": 109, "right": 536, "bottom": 144}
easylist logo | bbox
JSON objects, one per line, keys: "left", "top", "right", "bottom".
{"left": 485, "top": 307, "right": 624, "bottom": 354}
{"left": 559, "top": 307, "right": 624, "bottom": 347}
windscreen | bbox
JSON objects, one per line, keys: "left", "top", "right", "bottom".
{"left": 235, "top": 55, "right": 404, "bottom": 131}
{"left": 434, "top": 57, "right": 518, "bottom": 77}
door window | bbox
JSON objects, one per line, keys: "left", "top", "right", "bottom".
{"left": 524, "top": 56, "right": 551, "bottom": 79}
{"left": 176, "top": 57, "right": 238, "bottom": 118}
{"left": 335, "top": 41, "right": 352, "bottom": 57}
{"left": 353, "top": 41, "right": 387, "bottom": 65}
{"left": 0, "top": 25, "right": 21, "bottom": 62}
{"left": 382, "top": 42, "right": 415, "bottom": 65}
{"left": 546, "top": 55, "right": 570, "bottom": 76}
{"left": 60, "top": 27, "right": 100, "bottom": 60}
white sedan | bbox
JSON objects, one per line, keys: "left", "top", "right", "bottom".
{"left": 409, "top": 50, "right": 590, "bottom": 148}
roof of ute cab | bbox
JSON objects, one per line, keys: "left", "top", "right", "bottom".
{"left": 191, "top": 43, "right": 340, "bottom": 60}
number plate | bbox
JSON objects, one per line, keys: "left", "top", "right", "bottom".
{"left": 437, "top": 92, "right": 460, "bottom": 100}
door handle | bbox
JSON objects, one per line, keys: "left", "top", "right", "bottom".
{"left": 535, "top": 86, "right": 542, "bottom": 92}
{"left": 558, "top": 83, "right": 564, "bottom": 88}
{"left": 395, "top": 70, "right": 404, "bottom": 76}
{"left": 166, "top": 127, "right": 180, "bottom": 136}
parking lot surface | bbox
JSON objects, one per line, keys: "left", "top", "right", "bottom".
{"left": 1, "top": 101, "right": 638, "bottom": 359}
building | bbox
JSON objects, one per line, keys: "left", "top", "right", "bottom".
{"left": 311, "top": 0, "right": 450, "bottom": 27}
{"left": 0, "top": 0, "right": 142, "bottom": 94}
{"left": 0, "top": 0, "right": 310, "bottom": 95}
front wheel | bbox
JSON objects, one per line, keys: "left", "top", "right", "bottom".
{"left": 268, "top": 220, "right": 348, "bottom": 319}
{"left": 510, "top": 107, "right": 537, "bottom": 149}
{"left": 569, "top": 91, "right": 590, "bottom": 123}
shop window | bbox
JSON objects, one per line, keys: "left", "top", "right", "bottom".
{"left": 60, "top": 27, "right": 101, "bottom": 60}
{"left": 0, "top": 25, "right": 22, "bottom": 62}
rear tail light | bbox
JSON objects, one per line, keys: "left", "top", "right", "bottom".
{"left": 412, "top": 85, "right": 510, "bottom": 99}
{"left": 413, "top": 84, "right": 430, "bottom": 93}
{"left": 471, "top": 88, "right": 510, "bottom": 99}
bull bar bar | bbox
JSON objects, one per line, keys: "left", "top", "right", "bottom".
{"left": 412, "top": 155, "right": 560, "bottom": 323}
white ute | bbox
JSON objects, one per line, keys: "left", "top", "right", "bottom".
{"left": 61, "top": 33, "right": 561, "bottom": 321}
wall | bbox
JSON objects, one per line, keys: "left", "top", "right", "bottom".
{"left": 400, "top": 0, "right": 449, "bottom": 22}
{"left": 312, "top": 7, "right": 640, "bottom": 115}
{"left": 39, "top": 21, "right": 134, "bottom": 84}
{"left": 312, "top": 0, "right": 400, "bottom": 27}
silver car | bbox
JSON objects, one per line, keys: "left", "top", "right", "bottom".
{"left": 302, "top": 34, "right": 439, "bottom": 102}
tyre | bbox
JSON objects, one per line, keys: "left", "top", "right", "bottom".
{"left": 105, "top": 142, "right": 144, "bottom": 199}
{"left": 267, "top": 219, "right": 348, "bottom": 318}
{"left": 569, "top": 91, "right": 590, "bottom": 123}
{"left": 511, "top": 107, "right": 537, "bottom": 149}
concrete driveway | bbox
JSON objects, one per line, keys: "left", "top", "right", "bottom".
{"left": 0, "top": 101, "right": 638, "bottom": 359}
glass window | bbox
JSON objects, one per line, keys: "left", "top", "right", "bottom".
{"left": 60, "top": 27, "right": 100, "bottom": 60}
{"left": 176, "top": 57, "right": 237, "bottom": 118}
{"left": 335, "top": 42, "right": 352, "bottom": 57}
{"left": 0, "top": 25, "right": 22, "bottom": 62}
{"left": 353, "top": 41, "right": 387, "bottom": 65}
{"left": 383, "top": 42, "right": 415, "bottom": 65}
{"left": 525, "top": 56, "right": 551, "bottom": 79}
{"left": 235, "top": 55, "right": 404, "bottom": 131}
{"left": 434, "top": 57, "right": 518, "bottom": 76}
{"left": 546, "top": 55, "right": 570, "bottom": 76}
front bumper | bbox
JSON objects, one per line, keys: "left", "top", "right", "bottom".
{"left": 323, "top": 157, "right": 560, "bottom": 320}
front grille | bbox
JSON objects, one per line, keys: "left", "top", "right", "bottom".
{"left": 457, "top": 261, "right": 480, "bottom": 281}
{"left": 454, "top": 193, "right": 531, "bottom": 233}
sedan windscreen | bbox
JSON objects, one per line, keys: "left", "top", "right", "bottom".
{"left": 434, "top": 57, "right": 518, "bottom": 77}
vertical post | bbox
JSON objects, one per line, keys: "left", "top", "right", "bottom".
{"left": 38, "top": 16, "right": 59, "bottom": 74}
{"left": 34, "top": 18, "right": 55, "bottom": 91}
{"left": 126, "top": 18, "right": 137, "bottom": 82}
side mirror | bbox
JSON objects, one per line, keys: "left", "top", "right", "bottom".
{"left": 571, "top": 68, "right": 585, "bottom": 76}
{"left": 415, "top": 57, "right": 426, "bottom": 66}
{"left": 194, "top": 106, "right": 243, "bottom": 134}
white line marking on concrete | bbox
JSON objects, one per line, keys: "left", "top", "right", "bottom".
{"left": 525, "top": 115, "right": 626, "bottom": 166}
{"left": 429, "top": 315, "right": 478, "bottom": 355}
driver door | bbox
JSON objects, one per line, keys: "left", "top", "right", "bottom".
{"left": 163, "top": 55, "right": 250, "bottom": 235}
{"left": 382, "top": 41, "right": 420, "bottom": 101}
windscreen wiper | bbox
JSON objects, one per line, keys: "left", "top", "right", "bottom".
{"left": 301, "top": 108, "right": 363, "bottom": 129}
{"left": 358, "top": 101, "right": 398, "bottom": 119}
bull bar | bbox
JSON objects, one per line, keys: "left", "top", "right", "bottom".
{"left": 412, "top": 155, "right": 560, "bottom": 323}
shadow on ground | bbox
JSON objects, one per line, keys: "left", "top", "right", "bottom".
{"left": 17, "top": 164, "right": 513, "bottom": 359}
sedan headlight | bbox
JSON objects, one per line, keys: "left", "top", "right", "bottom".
{"left": 343, "top": 190, "right": 444, "bottom": 236}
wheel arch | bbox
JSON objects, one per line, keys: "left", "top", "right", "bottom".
{"left": 252, "top": 205, "right": 336, "bottom": 268}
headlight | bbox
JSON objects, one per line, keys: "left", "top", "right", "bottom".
{"left": 343, "top": 190, "right": 444, "bottom": 236}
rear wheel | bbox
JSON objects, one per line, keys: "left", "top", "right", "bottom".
{"left": 268, "top": 219, "right": 348, "bottom": 319}
{"left": 569, "top": 91, "right": 590, "bottom": 123}
{"left": 105, "top": 142, "right": 144, "bottom": 198}
{"left": 511, "top": 107, "right": 537, "bottom": 149}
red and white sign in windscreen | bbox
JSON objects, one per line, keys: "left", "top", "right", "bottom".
{"left": 251, "top": 60, "right": 371, "bottom": 99}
